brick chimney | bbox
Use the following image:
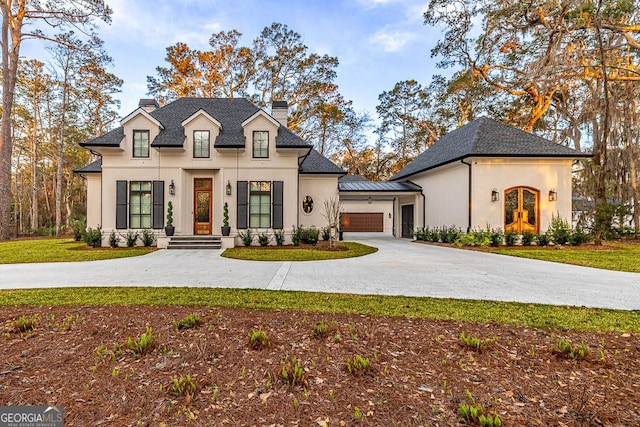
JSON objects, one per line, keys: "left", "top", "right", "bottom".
{"left": 139, "top": 98, "right": 159, "bottom": 112}
{"left": 271, "top": 101, "right": 288, "bottom": 127}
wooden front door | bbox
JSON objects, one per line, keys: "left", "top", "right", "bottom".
{"left": 194, "top": 178, "right": 212, "bottom": 235}
{"left": 504, "top": 187, "right": 539, "bottom": 234}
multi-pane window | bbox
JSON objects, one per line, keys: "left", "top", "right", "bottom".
{"left": 252, "top": 131, "right": 269, "bottom": 158}
{"left": 249, "top": 181, "right": 271, "bottom": 228}
{"left": 129, "top": 181, "right": 152, "bottom": 228}
{"left": 193, "top": 130, "right": 210, "bottom": 158}
{"left": 133, "top": 130, "right": 150, "bottom": 158}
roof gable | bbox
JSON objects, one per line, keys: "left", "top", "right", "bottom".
{"left": 181, "top": 108, "right": 222, "bottom": 129}
{"left": 121, "top": 108, "right": 164, "bottom": 129}
{"left": 391, "top": 117, "right": 590, "bottom": 181}
{"left": 241, "top": 109, "right": 281, "bottom": 128}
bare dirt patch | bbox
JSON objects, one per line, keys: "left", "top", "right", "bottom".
{"left": 1, "top": 305, "right": 638, "bottom": 426}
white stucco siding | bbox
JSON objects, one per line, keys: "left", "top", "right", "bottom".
{"left": 85, "top": 174, "right": 102, "bottom": 229}
{"left": 299, "top": 175, "right": 340, "bottom": 229}
{"left": 471, "top": 158, "right": 573, "bottom": 231}
{"left": 410, "top": 163, "right": 469, "bottom": 230}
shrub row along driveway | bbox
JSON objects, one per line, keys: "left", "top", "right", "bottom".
{"left": 1, "top": 233, "right": 638, "bottom": 310}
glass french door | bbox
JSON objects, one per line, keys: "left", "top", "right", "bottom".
{"left": 504, "top": 187, "right": 539, "bottom": 234}
{"left": 194, "top": 178, "right": 212, "bottom": 235}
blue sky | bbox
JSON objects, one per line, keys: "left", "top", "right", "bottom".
{"left": 28, "top": 0, "right": 445, "bottom": 121}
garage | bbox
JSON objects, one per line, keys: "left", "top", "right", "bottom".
{"left": 341, "top": 212, "right": 384, "bottom": 232}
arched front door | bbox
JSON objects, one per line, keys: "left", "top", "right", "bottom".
{"left": 504, "top": 187, "right": 539, "bottom": 234}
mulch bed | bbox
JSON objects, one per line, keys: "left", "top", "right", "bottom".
{"left": 237, "top": 240, "right": 349, "bottom": 251}
{"left": 1, "top": 305, "right": 638, "bottom": 426}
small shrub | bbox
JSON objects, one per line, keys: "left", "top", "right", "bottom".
{"left": 548, "top": 212, "right": 571, "bottom": 245}
{"left": 504, "top": 231, "right": 518, "bottom": 246}
{"left": 569, "top": 226, "right": 591, "bottom": 246}
{"left": 71, "top": 217, "right": 86, "bottom": 241}
{"left": 536, "top": 233, "right": 551, "bottom": 246}
{"left": 125, "top": 326, "right": 155, "bottom": 357}
{"left": 83, "top": 227, "right": 103, "bottom": 248}
{"left": 321, "top": 226, "right": 330, "bottom": 241}
{"left": 455, "top": 229, "right": 490, "bottom": 247}
{"left": 554, "top": 338, "right": 590, "bottom": 360}
{"left": 174, "top": 314, "right": 201, "bottom": 330}
{"left": 238, "top": 229, "right": 254, "bottom": 246}
{"left": 258, "top": 232, "right": 271, "bottom": 246}
{"left": 521, "top": 231, "right": 535, "bottom": 246}
{"left": 122, "top": 230, "right": 139, "bottom": 247}
{"left": 280, "top": 355, "right": 307, "bottom": 388}
{"left": 141, "top": 229, "right": 155, "bottom": 247}
{"left": 489, "top": 229, "right": 504, "bottom": 247}
{"left": 304, "top": 227, "right": 319, "bottom": 245}
{"left": 273, "top": 229, "right": 285, "bottom": 246}
{"left": 345, "top": 355, "right": 373, "bottom": 376}
{"left": 291, "top": 225, "right": 303, "bottom": 246}
{"left": 8, "top": 315, "right": 37, "bottom": 334}
{"left": 108, "top": 231, "right": 120, "bottom": 248}
{"left": 460, "top": 332, "right": 494, "bottom": 353}
{"left": 248, "top": 328, "right": 271, "bottom": 350}
{"left": 169, "top": 374, "right": 197, "bottom": 398}
{"left": 414, "top": 227, "right": 426, "bottom": 241}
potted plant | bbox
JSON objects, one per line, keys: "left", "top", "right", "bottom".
{"left": 165, "top": 201, "right": 175, "bottom": 236}
{"left": 221, "top": 202, "right": 231, "bottom": 236}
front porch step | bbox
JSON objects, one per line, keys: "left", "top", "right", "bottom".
{"left": 167, "top": 235, "right": 222, "bottom": 250}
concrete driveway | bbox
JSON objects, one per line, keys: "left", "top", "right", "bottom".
{"left": 1, "top": 233, "right": 638, "bottom": 310}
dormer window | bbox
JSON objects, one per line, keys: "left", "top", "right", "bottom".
{"left": 133, "top": 130, "right": 150, "bottom": 158}
{"left": 193, "top": 130, "right": 210, "bottom": 158}
{"left": 252, "top": 131, "right": 269, "bottom": 158}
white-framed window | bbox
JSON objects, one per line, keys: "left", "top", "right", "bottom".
{"left": 133, "top": 130, "right": 150, "bottom": 158}
{"left": 193, "top": 130, "right": 210, "bottom": 158}
{"left": 252, "top": 131, "right": 269, "bottom": 158}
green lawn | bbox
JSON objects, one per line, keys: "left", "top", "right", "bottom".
{"left": 493, "top": 241, "right": 640, "bottom": 272}
{"left": 0, "top": 238, "right": 155, "bottom": 264}
{"left": 221, "top": 242, "right": 377, "bottom": 261}
{"left": 0, "top": 287, "right": 637, "bottom": 333}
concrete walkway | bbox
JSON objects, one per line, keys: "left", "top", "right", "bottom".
{"left": 1, "top": 233, "right": 638, "bottom": 310}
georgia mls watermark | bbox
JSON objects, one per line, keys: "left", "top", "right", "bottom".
{"left": 0, "top": 406, "right": 63, "bottom": 427}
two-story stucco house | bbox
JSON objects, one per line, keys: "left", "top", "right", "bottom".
{"left": 76, "top": 98, "right": 344, "bottom": 247}
{"left": 77, "top": 98, "right": 588, "bottom": 246}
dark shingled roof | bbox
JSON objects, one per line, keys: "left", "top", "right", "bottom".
{"left": 391, "top": 117, "right": 590, "bottom": 181}
{"left": 80, "top": 128, "right": 124, "bottom": 147}
{"left": 74, "top": 158, "right": 102, "bottom": 174}
{"left": 81, "top": 98, "right": 312, "bottom": 149}
{"left": 339, "top": 181, "right": 421, "bottom": 192}
{"left": 299, "top": 148, "right": 345, "bottom": 174}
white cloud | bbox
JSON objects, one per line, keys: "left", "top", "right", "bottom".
{"left": 368, "top": 28, "right": 416, "bottom": 52}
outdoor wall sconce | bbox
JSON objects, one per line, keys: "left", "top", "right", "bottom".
{"left": 169, "top": 180, "right": 176, "bottom": 195}
{"left": 388, "top": 213, "right": 392, "bottom": 218}
{"left": 367, "top": 196, "right": 372, "bottom": 204}
{"left": 549, "top": 189, "right": 557, "bottom": 202}
{"left": 491, "top": 188, "right": 499, "bottom": 202}
{"left": 226, "top": 180, "right": 232, "bottom": 196}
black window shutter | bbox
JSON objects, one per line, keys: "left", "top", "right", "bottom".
{"left": 152, "top": 181, "right": 164, "bottom": 229}
{"left": 272, "top": 181, "right": 283, "bottom": 229}
{"left": 116, "top": 180, "right": 128, "bottom": 229}
{"left": 237, "top": 181, "right": 248, "bottom": 229}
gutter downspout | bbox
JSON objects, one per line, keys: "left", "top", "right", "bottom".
{"left": 460, "top": 159, "right": 472, "bottom": 232}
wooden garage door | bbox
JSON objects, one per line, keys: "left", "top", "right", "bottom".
{"left": 342, "top": 213, "right": 383, "bottom": 232}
